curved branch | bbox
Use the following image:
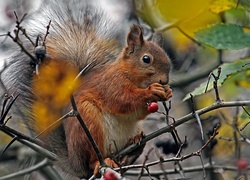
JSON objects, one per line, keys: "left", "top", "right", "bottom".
{"left": 0, "top": 159, "right": 53, "bottom": 180}
{"left": 124, "top": 163, "right": 250, "bottom": 177}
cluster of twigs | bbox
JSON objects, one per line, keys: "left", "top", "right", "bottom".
{"left": 0, "top": 11, "right": 250, "bottom": 180}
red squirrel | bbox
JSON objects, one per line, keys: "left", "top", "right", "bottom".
{"left": 2, "top": 0, "right": 172, "bottom": 178}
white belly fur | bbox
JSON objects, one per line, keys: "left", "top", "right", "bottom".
{"left": 102, "top": 113, "right": 142, "bottom": 156}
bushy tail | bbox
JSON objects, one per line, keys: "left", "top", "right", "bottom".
{"left": 2, "top": 0, "right": 126, "bottom": 130}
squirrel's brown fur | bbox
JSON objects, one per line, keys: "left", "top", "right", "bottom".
{"left": 2, "top": 0, "right": 172, "bottom": 178}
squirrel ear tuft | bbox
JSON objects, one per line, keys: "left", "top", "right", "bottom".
{"left": 152, "top": 32, "right": 164, "bottom": 47}
{"left": 126, "top": 24, "right": 144, "bottom": 53}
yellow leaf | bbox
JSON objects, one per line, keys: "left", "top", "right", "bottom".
{"left": 209, "top": 0, "right": 237, "bottom": 14}
{"left": 213, "top": 111, "right": 246, "bottom": 156}
{"left": 236, "top": 80, "right": 250, "bottom": 88}
{"left": 136, "top": 0, "right": 221, "bottom": 50}
{"left": 214, "top": 122, "right": 236, "bottom": 156}
{"left": 32, "top": 61, "right": 80, "bottom": 133}
{"left": 235, "top": 69, "right": 250, "bottom": 88}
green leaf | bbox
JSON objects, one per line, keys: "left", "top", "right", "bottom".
{"left": 183, "top": 59, "right": 250, "bottom": 101}
{"left": 195, "top": 23, "right": 250, "bottom": 49}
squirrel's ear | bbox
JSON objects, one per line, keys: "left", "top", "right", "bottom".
{"left": 126, "top": 24, "right": 144, "bottom": 53}
{"left": 152, "top": 32, "right": 164, "bottom": 47}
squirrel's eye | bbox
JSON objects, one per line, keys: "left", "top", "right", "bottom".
{"left": 142, "top": 55, "right": 151, "bottom": 64}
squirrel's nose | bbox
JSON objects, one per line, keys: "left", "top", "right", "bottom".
{"left": 159, "top": 79, "right": 169, "bottom": 85}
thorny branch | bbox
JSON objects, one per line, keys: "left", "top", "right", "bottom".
{"left": 161, "top": 101, "right": 187, "bottom": 178}
{"left": 117, "top": 100, "right": 250, "bottom": 158}
{"left": 70, "top": 95, "right": 106, "bottom": 168}
{"left": 0, "top": 13, "right": 36, "bottom": 62}
{"left": 0, "top": 11, "right": 52, "bottom": 76}
{"left": 138, "top": 148, "right": 154, "bottom": 180}
{"left": 190, "top": 94, "right": 204, "bottom": 140}
{"left": 0, "top": 159, "right": 52, "bottom": 180}
{"left": 125, "top": 164, "right": 250, "bottom": 177}
{"left": 205, "top": 67, "right": 222, "bottom": 102}
{"left": 0, "top": 95, "right": 44, "bottom": 147}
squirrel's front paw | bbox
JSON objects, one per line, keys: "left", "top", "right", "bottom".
{"left": 148, "top": 83, "right": 172, "bottom": 101}
{"left": 93, "top": 158, "right": 118, "bottom": 176}
{"left": 163, "top": 84, "right": 172, "bottom": 100}
{"left": 126, "top": 131, "right": 145, "bottom": 145}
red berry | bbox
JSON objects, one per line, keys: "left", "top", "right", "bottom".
{"left": 237, "top": 158, "right": 248, "bottom": 170}
{"left": 147, "top": 102, "right": 159, "bottom": 113}
{"left": 103, "top": 171, "right": 118, "bottom": 180}
{"left": 5, "top": 5, "right": 14, "bottom": 19}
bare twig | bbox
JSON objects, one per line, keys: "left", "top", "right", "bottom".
{"left": 214, "top": 67, "right": 222, "bottom": 102}
{"left": 205, "top": 72, "right": 213, "bottom": 93}
{"left": 233, "top": 106, "right": 240, "bottom": 160}
{"left": 0, "top": 136, "right": 17, "bottom": 158}
{"left": 190, "top": 94, "right": 204, "bottom": 140}
{"left": 236, "top": 0, "right": 240, "bottom": 9}
{"left": 0, "top": 128, "right": 57, "bottom": 161}
{"left": 1, "top": 95, "right": 9, "bottom": 118}
{"left": 5, "top": 12, "right": 37, "bottom": 61}
{"left": 240, "top": 121, "right": 250, "bottom": 131}
{"left": 175, "top": 136, "right": 188, "bottom": 158}
{"left": 0, "top": 94, "right": 19, "bottom": 124}
{"left": 161, "top": 101, "right": 182, "bottom": 154}
{"left": 34, "top": 110, "right": 73, "bottom": 139}
{"left": 0, "top": 158, "right": 62, "bottom": 180}
{"left": 155, "top": 149, "right": 168, "bottom": 179}
{"left": 74, "top": 62, "right": 94, "bottom": 81}
{"left": 240, "top": 106, "right": 250, "bottom": 131}
{"left": 68, "top": 62, "right": 106, "bottom": 168}
{"left": 205, "top": 67, "right": 222, "bottom": 103}
{"left": 199, "top": 155, "right": 206, "bottom": 179}
{"left": 0, "top": 122, "right": 44, "bottom": 147}
{"left": 116, "top": 125, "right": 219, "bottom": 173}
{"left": 162, "top": 101, "right": 170, "bottom": 124}
{"left": 70, "top": 95, "right": 105, "bottom": 167}
{"left": 138, "top": 148, "right": 154, "bottom": 180}
{"left": 124, "top": 163, "right": 250, "bottom": 177}
{"left": 44, "top": 20, "right": 52, "bottom": 42}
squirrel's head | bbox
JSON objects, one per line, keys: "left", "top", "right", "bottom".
{"left": 121, "top": 24, "right": 171, "bottom": 88}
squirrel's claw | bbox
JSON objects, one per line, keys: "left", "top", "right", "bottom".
{"left": 163, "top": 85, "right": 173, "bottom": 100}
{"left": 119, "top": 131, "right": 146, "bottom": 166}
{"left": 93, "top": 158, "right": 119, "bottom": 176}
{"left": 126, "top": 131, "right": 145, "bottom": 146}
{"left": 148, "top": 83, "right": 172, "bottom": 101}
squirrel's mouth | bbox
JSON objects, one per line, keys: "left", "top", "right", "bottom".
{"left": 140, "top": 80, "right": 169, "bottom": 89}
{"left": 159, "top": 80, "right": 169, "bottom": 85}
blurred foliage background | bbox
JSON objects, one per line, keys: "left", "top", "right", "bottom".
{"left": 0, "top": 0, "right": 250, "bottom": 179}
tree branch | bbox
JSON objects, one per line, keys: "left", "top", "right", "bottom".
{"left": 117, "top": 100, "right": 250, "bottom": 157}
{"left": 0, "top": 158, "right": 62, "bottom": 180}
